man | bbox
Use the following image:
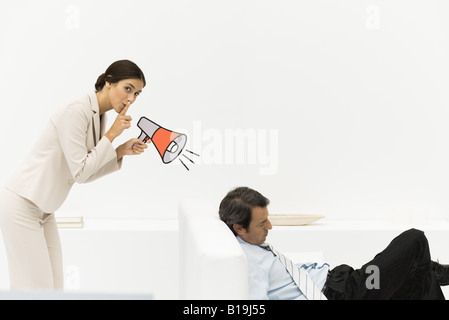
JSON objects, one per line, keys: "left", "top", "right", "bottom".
{"left": 219, "top": 186, "right": 449, "bottom": 300}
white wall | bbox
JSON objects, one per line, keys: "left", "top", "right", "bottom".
{"left": 1, "top": 1, "right": 449, "bottom": 221}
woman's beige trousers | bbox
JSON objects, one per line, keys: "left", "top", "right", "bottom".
{"left": 0, "top": 188, "right": 63, "bottom": 290}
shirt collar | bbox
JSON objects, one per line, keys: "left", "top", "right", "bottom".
{"left": 236, "top": 236, "right": 270, "bottom": 250}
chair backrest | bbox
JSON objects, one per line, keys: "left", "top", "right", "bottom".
{"left": 178, "top": 198, "right": 248, "bottom": 300}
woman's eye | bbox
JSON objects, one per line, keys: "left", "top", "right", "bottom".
{"left": 135, "top": 92, "right": 140, "bottom": 97}
{"left": 125, "top": 87, "right": 131, "bottom": 92}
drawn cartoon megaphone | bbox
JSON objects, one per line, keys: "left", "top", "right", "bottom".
{"left": 136, "top": 117, "right": 187, "bottom": 164}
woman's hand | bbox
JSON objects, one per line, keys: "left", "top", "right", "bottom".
{"left": 105, "top": 104, "right": 132, "bottom": 143}
{"left": 116, "top": 138, "right": 148, "bottom": 160}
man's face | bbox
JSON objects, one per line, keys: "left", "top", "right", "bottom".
{"left": 235, "top": 206, "right": 272, "bottom": 245}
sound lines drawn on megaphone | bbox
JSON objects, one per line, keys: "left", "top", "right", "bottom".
{"left": 135, "top": 117, "right": 199, "bottom": 170}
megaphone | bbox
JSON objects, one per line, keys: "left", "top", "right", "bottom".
{"left": 136, "top": 117, "right": 187, "bottom": 164}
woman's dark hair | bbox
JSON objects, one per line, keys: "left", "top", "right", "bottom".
{"left": 95, "top": 59, "right": 146, "bottom": 92}
{"left": 219, "top": 187, "right": 270, "bottom": 235}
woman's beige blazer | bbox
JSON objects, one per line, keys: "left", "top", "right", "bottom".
{"left": 5, "top": 92, "right": 122, "bottom": 213}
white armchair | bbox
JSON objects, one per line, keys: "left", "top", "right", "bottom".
{"left": 178, "top": 198, "right": 249, "bottom": 300}
{"left": 178, "top": 198, "right": 325, "bottom": 300}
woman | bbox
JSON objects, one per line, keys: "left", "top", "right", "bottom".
{"left": 0, "top": 59, "right": 148, "bottom": 290}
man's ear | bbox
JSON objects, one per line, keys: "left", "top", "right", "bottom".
{"left": 233, "top": 224, "right": 246, "bottom": 236}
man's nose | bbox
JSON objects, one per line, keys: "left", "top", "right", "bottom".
{"left": 266, "top": 219, "right": 273, "bottom": 230}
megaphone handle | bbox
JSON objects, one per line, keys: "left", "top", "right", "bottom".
{"left": 133, "top": 131, "right": 149, "bottom": 147}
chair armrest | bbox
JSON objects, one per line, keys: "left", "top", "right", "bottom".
{"left": 179, "top": 198, "right": 249, "bottom": 300}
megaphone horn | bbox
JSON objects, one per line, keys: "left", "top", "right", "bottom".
{"left": 136, "top": 117, "right": 187, "bottom": 164}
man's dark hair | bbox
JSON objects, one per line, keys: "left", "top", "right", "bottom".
{"left": 219, "top": 186, "right": 270, "bottom": 235}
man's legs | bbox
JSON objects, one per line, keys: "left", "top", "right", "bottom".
{"left": 324, "top": 228, "right": 444, "bottom": 300}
